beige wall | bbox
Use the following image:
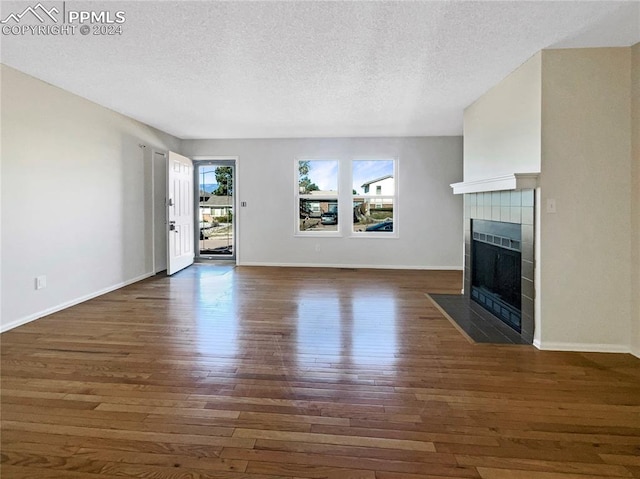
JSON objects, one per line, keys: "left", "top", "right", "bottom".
{"left": 463, "top": 46, "right": 637, "bottom": 355}
{"left": 539, "top": 48, "right": 632, "bottom": 351}
{"left": 1, "top": 65, "right": 181, "bottom": 331}
{"left": 631, "top": 43, "right": 640, "bottom": 357}
{"left": 463, "top": 53, "right": 541, "bottom": 182}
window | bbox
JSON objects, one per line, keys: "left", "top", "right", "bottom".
{"left": 294, "top": 158, "right": 397, "bottom": 237}
{"left": 297, "top": 160, "right": 339, "bottom": 234}
{"left": 352, "top": 159, "right": 396, "bottom": 234}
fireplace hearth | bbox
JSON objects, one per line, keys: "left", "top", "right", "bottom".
{"left": 430, "top": 189, "right": 535, "bottom": 345}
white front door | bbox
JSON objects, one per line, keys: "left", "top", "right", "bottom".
{"left": 167, "top": 151, "right": 194, "bottom": 275}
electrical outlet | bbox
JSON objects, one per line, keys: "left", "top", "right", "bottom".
{"left": 36, "top": 275, "right": 47, "bottom": 290}
{"left": 315, "top": 244, "right": 321, "bottom": 252}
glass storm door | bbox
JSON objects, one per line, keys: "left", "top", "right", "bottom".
{"left": 197, "top": 161, "right": 235, "bottom": 259}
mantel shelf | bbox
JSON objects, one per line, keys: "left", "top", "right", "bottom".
{"left": 450, "top": 173, "right": 539, "bottom": 195}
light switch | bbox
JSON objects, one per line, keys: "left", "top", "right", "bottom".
{"left": 546, "top": 198, "right": 557, "bottom": 214}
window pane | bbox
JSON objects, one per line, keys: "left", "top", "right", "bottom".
{"left": 298, "top": 160, "right": 338, "bottom": 194}
{"left": 353, "top": 198, "right": 394, "bottom": 233}
{"left": 199, "top": 165, "right": 233, "bottom": 255}
{"left": 299, "top": 199, "right": 338, "bottom": 232}
{"left": 352, "top": 160, "right": 394, "bottom": 196}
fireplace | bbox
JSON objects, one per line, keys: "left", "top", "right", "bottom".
{"left": 461, "top": 188, "right": 535, "bottom": 344}
{"left": 471, "top": 220, "right": 522, "bottom": 332}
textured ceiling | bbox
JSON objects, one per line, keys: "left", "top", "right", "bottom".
{"left": 1, "top": 1, "right": 638, "bottom": 139}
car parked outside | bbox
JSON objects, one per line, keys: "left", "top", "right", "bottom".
{"left": 365, "top": 220, "right": 393, "bottom": 232}
{"left": 320, "top": 211, "right": 338, "bottom": 225}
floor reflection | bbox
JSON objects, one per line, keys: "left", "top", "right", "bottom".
{"left": 296, "top": 293, "right": 341, "bottom": 360}
{"left": 351, "top": 293, "right": 397, "bottom": 366}
{"left": 169, "top": 266, "right": 401, "bottom": 374}
{"left": 190, "top": 265, "right": 239, "bottom": 362}
{"left": 295, "top": 287, "right": 398, "bottom": 368}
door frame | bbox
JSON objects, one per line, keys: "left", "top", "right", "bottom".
{"left": 150, "top": 149, "right": 168, "bottom": 274}
{"left": 193, "top": 156, "right": 239, "bottom": 263}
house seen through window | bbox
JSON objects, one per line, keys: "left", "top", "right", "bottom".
{"left": 353, "top": 160, "right": 395, "bottom": 233}
{"left": 297, "top": 160, "right": 339, "bottom": 233}
{"left": 296, "top": 158, "right": 397, "bottom": 236}
{"left": 198, "top": 164, "right": 234, "bottom": 256}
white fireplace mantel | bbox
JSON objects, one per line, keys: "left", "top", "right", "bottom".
{"left": 450, "top": 173, "right": 539, "bottom": 195}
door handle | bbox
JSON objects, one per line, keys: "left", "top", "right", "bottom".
{"left": 169, "top": 221, "right": 176, "bottom": 231}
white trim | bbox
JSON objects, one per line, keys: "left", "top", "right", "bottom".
{"left": 295, "top": 158, "right": 341, "bottom": 236}
{"left": 351, "top": 158, "right": 398, "bottom": 238}
{"left": 191, "top": 156, "right": 240, "bottom": 161}
{"left": 631, "top": 345, "right": 640, "bottom": 359}
{"left": 450, "top": 173, "right": 539, "bottom": 195}
{"left": 150, "top": 149, "right": 167, "bottom": 274}
{"left": 0, "top": 272, "right": 155, "bottom": 333}
{"left": 294, "top": 233, "right": 343, "bottom": 238}
{"left": 235, "top": 156, "right": 241, "bottom": 265}
{"left": 191, "top": 156, "right": 239, "bottom": 264}
{"left": 237, "top": 261, "right": 463, "bottom": 271}
{"left": 534, "top": 340, "right": 630, "bottom": 354}
{"left": 348, "top": 231, "right": 398, "bottom": 239}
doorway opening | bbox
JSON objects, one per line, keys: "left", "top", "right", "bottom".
{"left": 195, "top": 160, "right": 235, "bottom": 261}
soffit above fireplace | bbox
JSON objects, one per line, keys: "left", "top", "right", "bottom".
{"left": 450, "top": 173, "right": 539, "bottom": 195}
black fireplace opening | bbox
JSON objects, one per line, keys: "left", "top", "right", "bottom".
{"left": 471, "top": 220, "right": 522, "bottom": 332}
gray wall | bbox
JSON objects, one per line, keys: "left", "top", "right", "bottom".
{"left": 1, "top": 65, "right": 181, "bottom": 331}
{"left": 182, "top": 137, "right": 463, "bottom": 270}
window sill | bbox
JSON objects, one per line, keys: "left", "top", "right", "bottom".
{"left": 295, "top": 232, "right": 343, "bottom": 238}
{"left": 349, "top": 233, "right": 398, "bottom": 239}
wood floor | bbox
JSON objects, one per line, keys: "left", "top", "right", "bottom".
{"left": 2, "top": 265, "right": 639, "bottom": 479}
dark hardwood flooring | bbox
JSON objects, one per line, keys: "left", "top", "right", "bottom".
{"left": 1, "top": 265, "right": 639, "bottom": 478}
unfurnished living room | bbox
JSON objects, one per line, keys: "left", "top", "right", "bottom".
{"left": 1, "top": 1, "right": 639, "bottom": 478}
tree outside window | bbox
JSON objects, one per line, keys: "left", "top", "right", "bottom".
{"left": 297, "top": 160, "right": 339, "bottom": 233}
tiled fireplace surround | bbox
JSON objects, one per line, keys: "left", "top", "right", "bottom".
{"left": 463, "top": 189, "right": 535, "bottom": 344}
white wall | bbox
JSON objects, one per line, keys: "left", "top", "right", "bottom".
{"left": 463, "top": 53, "right": 542, "bottom": 182}
{"left": 630, "top": 43, "right": 640, "bottom": 357}
{"left": 1, "top": 65, "right": 180, "bottom": 331}
{"left": 181, "top": 137, "right": 463, "bottom": 269}
{"left": 539, "top": 48, "right": 632, "bottom": 352}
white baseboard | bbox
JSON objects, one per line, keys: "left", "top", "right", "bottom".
{"left": 533, "top": 340, "right": 630, "bottom": 354}
{"left": 237, "top": 261, "right": 463, "bottom": 271}
{"left": 1, "top": 272, "right": 155, "bottom": 333}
